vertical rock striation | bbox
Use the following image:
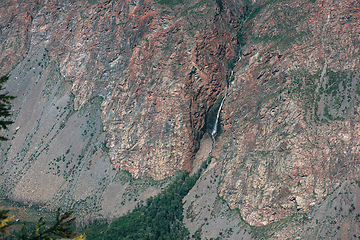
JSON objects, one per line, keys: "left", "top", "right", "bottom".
{"left": 2, "top": 0, "right": 359, "bottom": 230}
{"left": 217, "top": 0, "right": 360, "bottom": 226}
{"left": 0, "top": 0, "right": 245, "bottom": 217}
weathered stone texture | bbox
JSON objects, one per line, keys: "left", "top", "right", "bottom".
{"left": 1, "top": 0, "right": 359, "bottom": 229}
{"left": 1, "top": 0, "right": 245, "bottom": 181}
{"left": 217, "top": 0, "right": 360, "bottom": 226}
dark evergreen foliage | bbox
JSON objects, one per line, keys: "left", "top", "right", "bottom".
{"left": 0, "top": 209, "right": 13, "bottom": 235}
{"left": 87, "top": 159, "right": 209, "bottom": 240}
{"left": 0, "top": 75, "right": 15, "bottom": 141}
{"left": 0, "top": 207, "right": 83, "bottom": 240}
{"left": 16, "top": 208, "right": 78, "bottom": 240}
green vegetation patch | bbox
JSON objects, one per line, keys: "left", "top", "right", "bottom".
{"left": 288, "top": 68, "right": 319, "bottom": 104}
{"left": 87, "top": 0, "right": 98, "bottom": 5}
{"left": 85, "top": 158, "right": 211, "bottom": 239}
{"left": 246, "top": 0, "right": 283, "bottom": 22}
{"left": 246, "top": 0, "right": 312, "bottom": 50}
{"left": 288, "top": 68, "right": 359, "bottom": 122}
{"left": 156, "top": 0, "right": 183, "bottom": 6}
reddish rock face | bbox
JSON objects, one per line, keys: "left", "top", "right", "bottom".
{"left": 0, "top": 0, "right": 45, "bottom": 74}
{"left": 1, "top": 0, "right": 359, "bottom": 228}
{"left": 217, "top": 0, "right": 360, "bottom": 226}
{"left": 0, "top": 0, "right": 246, "bottom": 180}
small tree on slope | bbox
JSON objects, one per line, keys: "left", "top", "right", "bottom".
{"left": 0, "top": 75, "right": 84, "bottom": 239}
{"left": 0, "top": 75, "right": 15, "bottom": 141}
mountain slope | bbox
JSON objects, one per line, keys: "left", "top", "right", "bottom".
{"left": 216, "top": 0, "right": 360, "bottom": 226}
{"left": 0, "top": 0, "right": 359, "bottom": 237}
{"left": 0, "top": 0, "right": 245, "bottom": 224}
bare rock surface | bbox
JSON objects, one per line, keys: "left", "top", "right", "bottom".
{"left": 0, "top": 0, "right": 243, "bottom": 181}
{"left": 0, "top": 44, "right": 170, "bottom": 223}
{"left": 0, "top": 0, "right": 244, "bottom": 224}
{"left": 217, "top": 0, "right": 360, "bottom": 226}
{"left": 0, "top": 0, "right": 360, "bottom": 234}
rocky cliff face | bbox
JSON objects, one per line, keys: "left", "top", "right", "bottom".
{"left": 216, "top": 0, "right": 360, "bottom": 226}
{"left": 1, "top": 0, "right": 245, "bottom": 180}
{"left": 0, "top": 0, "right": 359, "bottom": 234}
{"left": 0, "top": 0, "right": 245, "bottom": 223}
{"left": 0, "top": 0, "right": 42, "bottom": 74}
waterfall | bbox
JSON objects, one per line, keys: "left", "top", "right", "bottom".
{"left": 211, "top": 54, "right": 242, "bottom": 138}
{"left": 211, "top": 92, "right": 227, "bottom": 136}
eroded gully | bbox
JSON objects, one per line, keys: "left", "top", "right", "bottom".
{"left": 192, "top": 51, "right": 242, "bottom": 172}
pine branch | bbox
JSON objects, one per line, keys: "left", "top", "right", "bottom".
{"left": 15, "top": 208, "right": 84, "bottom": 240}
{"left": 44, "top": 208, "right": 77, "bottom": 238}
{"left": 0, "top": 74, "right": 15, "bottom": 140}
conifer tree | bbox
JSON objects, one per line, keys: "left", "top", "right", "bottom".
{"left": 0, "top": 75, "right": 84, "bottom": 239}
{"left": 0, "top": 209, "right": 14, "bottom": 236}
{"left": 16, "top": 208, "right": 85, "bottom": 240}
{"left": 0, "top": 74, "right": 15, "bottom": 235}
{"left": 0, "top": 75, "right": 15, "bottom": 141}
{"left": 0, "top": 208, "right": 84, "bottom": 239}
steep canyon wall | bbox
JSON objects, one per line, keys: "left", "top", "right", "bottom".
{"left": 0, "top": 0, "right": 245, "bottom": 222}
{"left": 217, "top": 0, "right": 360, "bottom": 226}
{"left": 0, "top": 0, "right": 359, "bottom": 230}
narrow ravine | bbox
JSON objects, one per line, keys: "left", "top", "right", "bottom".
{"left": 192, "top": 50, "right": 242, "bottom": 173}
{"left": 210, "top": 52, "right": 242, "bottom": 150}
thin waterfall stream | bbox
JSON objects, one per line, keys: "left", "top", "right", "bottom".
{"left": 210, "top": 52, "right": 242, "bottom": 150}
{"left": 192, "top": 51, "right": 242, "bottom": 173}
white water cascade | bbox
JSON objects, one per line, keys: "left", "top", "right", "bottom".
{"left": 211, "top": 53, "right": 242, "bottom": 143}
{"left": 192, "top": 52, "right": 242, "bottom": 172}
